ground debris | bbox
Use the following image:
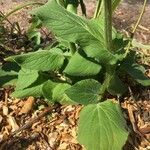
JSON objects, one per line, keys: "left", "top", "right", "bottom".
{"left": 0, "top": 93, "right": 83, "bottom": 150}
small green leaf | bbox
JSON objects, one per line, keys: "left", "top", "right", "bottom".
{"left": 78, "top": 100, "right": 128, "bottom": 150}
{"left": 122, "top": 62, "right": 150, "bottom": 86}
{"left": 16, "top": 68, "right": 39, "bottom": 90}
{"left": 52, "top": 83, "right": 71, "bottom": 100}
{"left": 42, "top": 81, "right": 75, "bottom": 104}
{"left": 64, "top": 52, "right": 101, "bottom": 76}
{"left": 108, "top": 74, "right": 127, "bottom": 96}
{"left": 5, "top": 48, "right": 65, "bottom": 71}
{"left": 53, "top": 83, "right": 75, "bottom": 104}
{"left": 42, "top": 80, "right": 57, "bottom": 100}
{"left": 28, "top": 30, "right": 41, "bottom": 45}
{"left": 65, "top": 79, "right": 101, "bottom": 105}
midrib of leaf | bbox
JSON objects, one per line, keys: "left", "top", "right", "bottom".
{"left": 32, "top": 0, "right": 105, "bottom": 46}
{"left": 97, "top": 106, "right": 111, "bottom": 149}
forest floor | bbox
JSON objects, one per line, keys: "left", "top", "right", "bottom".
{"left": 0, "top": 0, "right": 150, "bottom": 150}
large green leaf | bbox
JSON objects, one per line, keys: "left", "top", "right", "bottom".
{"left": 32, "top": 0, "right": 117, "bottom": 65}
{"left": 65, "top": 79, "right": 101, "bottom": 105}
{"left": 64, "top": 52, "right": 101, "bottom": 76}
{"left": 78, "top": 100, "right": 128, "bottom": 150}
{"left": 12, "top": 73, "right": 49, "bottom": 98}
{"left": 5, "top": 48, "right": 65, "bottom": 71}
{"left": 108, "top": 73, "right": 127, "bottom": 96}
{"left": 16, "top": 68, "right": 39, "bottom": 90}
{"left": 12, "top": 84, "right": 43, "bottom": 98}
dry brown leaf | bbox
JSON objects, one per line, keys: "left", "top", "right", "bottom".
{"left": 19, "top": 96, "right": 35, "bottom": 115}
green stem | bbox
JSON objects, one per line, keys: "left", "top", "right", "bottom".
{"left": 94, "top": 0, "right": 102, "bottom": 18}
{"left": 99, "top": 66, "right": 114, "bottom": 99}
{"left": 66, "top": 3, "right": 77, "bottom": 54}
{"left": 99, "top": 0, "right": 114, "bottom": 100}
{"left": 104, "top": 0, "right": 112, "bottom": 52}
{"left": 125, "top": 0, "right": 147, "bottom": 56}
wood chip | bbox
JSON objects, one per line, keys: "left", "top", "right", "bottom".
{"left": 3, "top": 105, "right": 9, "bottom": 116}
{"left": 7, "top": 115, "right": 19, "bottom": 132}
{"left": 19, "top": 96, "right": 35, "bottom": 115}
{"left": 0, "top": 115, "right": 3, "bottom": 123}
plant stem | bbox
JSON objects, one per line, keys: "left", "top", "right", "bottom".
{"left": 99, "top": 0, "right": 114, "bottom": 100}
{"left": 125, "top": 0, "right": 147, "bottom": 56}
{"left": 104, "top": 0, "right": 112, "bottom": 52}
{"left": 99, "top": 66, "right": 115, "bottom": 99}
{"left": 94, "top": 0, "right": 102, "bottom": 18}
{"left": 66, "top": 3, "right": 77, "bottom": 54}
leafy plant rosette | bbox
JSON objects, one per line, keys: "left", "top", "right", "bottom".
{"left": 0, "top": 0, "right": 150, "bottom": 149}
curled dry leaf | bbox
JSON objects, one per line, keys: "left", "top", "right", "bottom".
{"left": 19, "top": 96, "right": 35, "bottom": 115}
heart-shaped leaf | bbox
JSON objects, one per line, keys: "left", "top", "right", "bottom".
{"left": 78, "top": 100, "right": 128, "bottom": 150}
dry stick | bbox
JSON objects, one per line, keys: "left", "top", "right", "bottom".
{"left": 10, "top": 103, "right": 60, "bottom": 136}
{"left": 0, "top": 11, "right": 21, "bottom": 34}
{"left": 0, "top": 104, "right": 60, "bottom": 149}
{"left": 125, "top": 0, "right": 148, "bottom": 56}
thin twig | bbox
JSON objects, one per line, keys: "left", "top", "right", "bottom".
{"left": 11, "top": 103, "right": 60, "bottom": 136}
{"left": 125, "top": 0, "right": 147, "bottom": 56}
{"left": 0, "top": 2, "right": 43, "bottom": 23}
{"left": 0, "top": 11, "right": 21, "bottom": 33}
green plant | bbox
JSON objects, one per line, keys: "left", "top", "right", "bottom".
{"left": 0, "top": 0, "right": 150, "bottom": 149}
